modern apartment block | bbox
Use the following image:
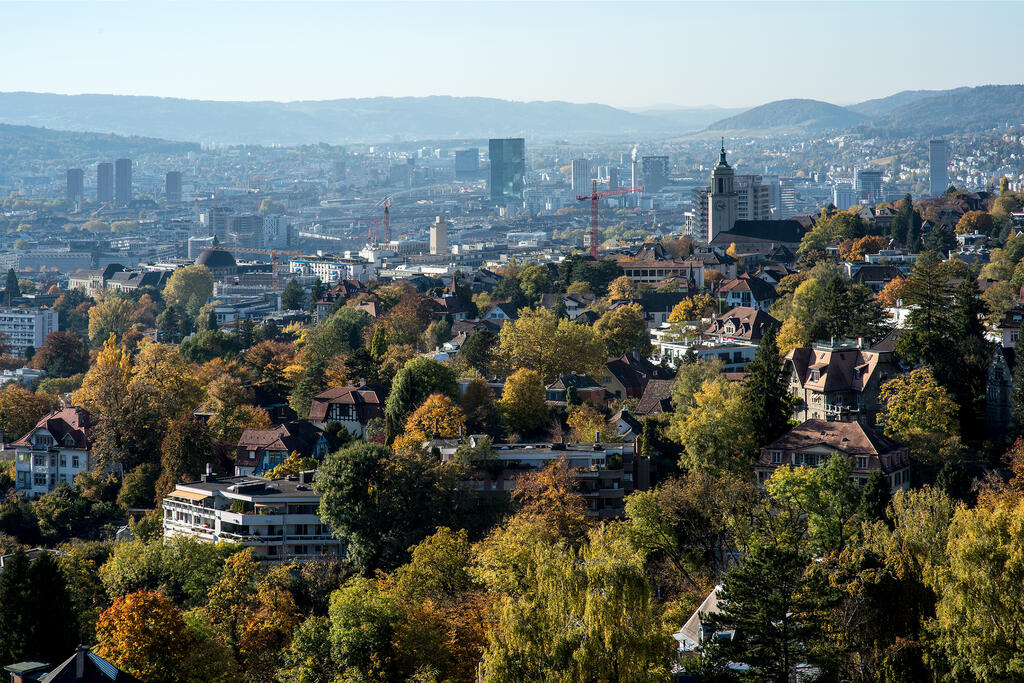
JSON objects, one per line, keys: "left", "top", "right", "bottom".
{"left": 165, "top": 171, "right": 182, "bottom": 203}
{"left": 114, "top": 158, "right": 132, "bottom": 206}
{"left": 0, "top": 307, "right": 58, "bottom": 356}
{"left": 162, "top": 473, "right": 343, "bottom": 562}
{"left": 571, "top": 158, "right": 591, "bottom": 198}
{"left": 734, "top": 174, "right": 772, "bottom": 221}
{"left": 66, "top": 168, "right": 84, "bottom": 202}
{"left": 96, "top": 162, "right": 113, "bottom": 203}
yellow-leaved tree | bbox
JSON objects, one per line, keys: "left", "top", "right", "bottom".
{"left": 667, "top": 293, "right": 716, "bottom": 323}
{"left": 495, "top": 306, "right": 605, "bottom": 383}
{"left": 498, "top": 368, "right": 548, "bottom": 437}
{"left": 393, "top": 393, "right": 467, "bottom": 453}
{"left": 606, "top": 275, "right": 635, "bottom": 301}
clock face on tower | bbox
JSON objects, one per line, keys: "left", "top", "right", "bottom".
{"left": 714, "top": 200, "right": 726, "bottom": 211}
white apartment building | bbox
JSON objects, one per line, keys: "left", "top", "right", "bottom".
{"left": 0, "top": 308, "right": 58, "bottom": 356}
{"left": 288, "top": 255, "right": 375, "bottom": 283}
{"left": 734, "top": 175, "right": 772, "bottom": 221}
{"left": 162, "top": 473, "right": 343, "bottom": 563}
{"left": 12, "top": 407, "right": 92, "bottom": 498}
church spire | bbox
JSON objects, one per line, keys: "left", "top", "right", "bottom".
{"left": 718, "top": 137, "right": 728, "bottom": 166}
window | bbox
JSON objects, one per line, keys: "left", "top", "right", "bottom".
{"left": 60, "top": 455, "right": 67, "bottom": 467}
{"left": 71, "top": 455, "right": 80, "bottom": 468}
{"left": 856, "top": 457, "right": 869, "bottom": 470}
{"left": 33, "top": 473, "right": 46, "bottom": 486}
{"left": 771, "top": 451, "right": 782, "bottom": 464}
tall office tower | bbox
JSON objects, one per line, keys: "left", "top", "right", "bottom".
{"left": 707, "top": 144, "right": 738, "bottom": 241}
{"left": 641, "top": 155, "right": 669, "bottom": 193}
{"left": 488, "top": 138, "right": 525, "bottom": 203}
{"left": 165, "top": 171, "right": 182, "bottom": 203}
{"left": 691, "top": 187, "right": 710, "bottom": 241}
{"left": 66, "top": 168, "right": 84, "bottom": 202}
{"left": 608, "top": 166, "right": 619, "bottom": 190}
{"left": 228, "top": 213, "right": 262, "bottom": 248}
{"left": 200, "top": 206, "right": 234, "bottom": 243}
{"left": 454, "top": 149, "right": 479, "bottom": 180}
{"left": 929, "top": 139, "right": 950, "bottom": 197}
{"left": 263, "top": 215, "right": 290, "bottom": 249}
{"left": 571, "top": 158, "right": 591, "bottom": 198}
{"left": 114, "top": 158, "right": 132, "bottom": 206}
{"left": 430, "top": 215, "right": 448, "bottom": 255}
{"left": 780, "top": 180, "right": 797, "bottom": 215}
{"left": 854, "top": 168, "right": 883, "bottom": 203}
{"left": 833, "top": 182, "right": 857, "bottom": 210}
{"left": 631, "top": 147, "right": 640, "bottom": 207}
{"left": 734, "top": 174, "right": 772, "bottom": 221}
{"left": 96, "top": 162, "right": 113, "bottom": 203}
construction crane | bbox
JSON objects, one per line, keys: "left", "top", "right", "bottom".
{"left": 577, "top": 180, "right": 642, "bottom": 259}
{"left": 199, "top": 245, "right": 302, "bottom": 273}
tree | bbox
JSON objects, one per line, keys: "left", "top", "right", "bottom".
{"left": 567, "top": 403, "right": 618, "bottom": 443}
{"left": 461, "top": 378, "right": 501, "bottom": 434}
{"left": 498, "top": 368, "right": 547, "bottom": 436}
{"left": 163, "top": 265, "right": 214, "bottom": 315}
{"left": 700, "top": 543, "right": 833, "bottom": 681}
{"left": 933, "top": 490, "right": 1024, "bottom": 680}
{"left": 954, "top": 210, "right": 995, "bottom": 235}
{"left": 397, "top": 393, "right": 466, "bottom": 443}
{"left": 205, "top": 375, "right": 271, "bottom": 443}
{"left": 95, "top": 590, "right": 198, "bottom": 683}
{"left": 309, "top": 278, "right": 325, "bottom": 313}
{"left": 744, "top": 326, "right": 790, "bottom": 448}
{"left": 303, "top": 307, "right": 373, "bottom": 365}
{"left": 384, "top": 357, "right": 458, "bottom": 441}
{"left": 281, "top": 278, "right": 305, "bottom": 310}
{"left": 878, "top": 367, "right": 958, "bottom": 439}
{"left": 495, "top": 306, "right": 606, "bottom": 382}
{"left": 894, "top": 251, "right": 955, "bottom": 376}
{"left": 87, "top": 295, "right": 137, "bottom": 346}
{"left": 0, "top": 384, "right": 54, "bottom": 442}
{"left": 155, "top": 416, "right": 214, "bottom": 499}
{"left": 117, "top": 463, "right": 161, "bottom": 509}
{"left": 315, "top": 442, "right": 464, "bottom": 573}
{"left": 876, "top": 276, "right": 912, "bottom": 308}
{"left": 0, "top": 550, "right": 79, "bottom": 666}
{"left": 369, "top": 326, "right": 388, "bottom": 361}
{"left": 607, "top": 275, "right": 635, "bottom": 300}
{"left": 457, "top": 328, "right": 497, "bottom": 374}
{"left": 3, "top": 268, "right": 19, "bottom": 306}
{"left": 595, "top": 303, "right": 651, "bottom": 357}
{"left": 29, "top": 330, "right": 89, "bottom": 377}
{"left": 667, "top": 293, "right": 715, "bottom": 322}
{"left": 858, "top": 470, "right": 891, "bottom": 523}
{"left": 670, "top": 376, "right": 755, "bottom": 475}
{"left": 289, "top": 356, "right": 327, "bottom": 418}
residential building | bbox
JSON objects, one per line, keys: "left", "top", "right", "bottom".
{"left": 618, "top": 259, "right": 704, "bottom": 287}
{"left": 308, "top": 383, "right": 387, "bottom": 437}
{"left": 288, "top": 255, "right": 374, "bottom": 283}
{"left": 850, "top": 265, "right": 903, "bottom": 293}
{"left": 5, "top": 645, "right": 144, "bottom": 683}
{"left": 545, "top": 373, "right": 606, "bottom": 406}
{"left": 708, "top": 144, "right": 738, "bottom": 241}
{"left": 66, "top": 168, "right": 84, "bottom": 203}
{"left": 235, "top": 422, "right": 329, "bottom": 477}
{"left": 162, "top": 473, "right": 343, "bottom": 562}
{"left": 488, "top": 138, "right": 525, "bottom": 204}
{"left": 114, "top": 158, "right": 132, "bottom": 207}
{"left": 0, "top": 307, "right": 59, "bottom": 356}
{"left": 165, "top": 171, "right": 182, "bottom": 203}
{"left": 734, "top": 174, "right": 772, "bottom": 221}
{"left": 96, "top": 162, "right": 113, "bottom": 203}
{"left": 703, "top": 306, "right": 781, "bottom": 344}
{"left": 656, "top": 336, "right": 758, "bottom": 372}
{"left": 600, "top": 354, "right": 669, "bottom": 401}
{"left": 12, "top": 407, "right": 92, "bottom": 498}
{"left": 445, "top": 439, "right": 649, "bottom": 519}
{"left": 755, "top": 419, "right": 912, "bottom": 492}
{"left": 717, "top": 274, "right": 779, "bottom": 312}
{"left": 636, "top": 378, "right": 676, "bottom": 417}
{"left": 785, "top": 339, "right": 899, "bottom": 425}
{"left": 571, "top": 158, "right": 591, "bottom": 198}
{"left": 690, "top": 186, "right": 710, "bottom": 240}
{"left": 929, "top": 139, "right": 950, "bottom": 197}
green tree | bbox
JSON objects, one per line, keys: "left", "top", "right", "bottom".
{"left": 495, "top": 306, "right": 606, "bottom": 382}
{"left": 163, "top": 265, "right": 214, "bottom": 315}
{"left": 308, "top": 278, "right": 325, "bottom": 313}
{"left": 155, "top": 416, "right": 215, "bottom": 499}
{"left": 290, "top": 356, "right": 327, "bottom": 418}
{"left": 670, "top": 376, "right": 755, "bottom": 475}
{"left": 894, "top": 251, "right": 955, "bottom": 376}
{"left": 281, "top": 278, "right": 305, "bottom": 310}
{"left": 87, "top": 296, "right": 137, "bottom": 346}
{"left": 498, "top": 368, "right": 548, "bottom": 436}
{"left": 4, "top": 268, "right": 20, "bottom": 305}
{"left": 457, "top": 328, "right": 497, "bottom": 374}
{"left": 858, "top": 470, "right": 891, "bottom": 523}
{"left": 744, "top": 325, "right": 791, "bottom": 448}
{"left": 701, "top": 543, "right": 833, "bottom": 681}
{"left": 383, "top": 357, "right": 458, "bottom": 441}
{"left": 369, "top": 326, "right": 388, "bottom": 361}
{"left": 0, "top": 550, "right": 79, "bottom": 666}
{"left": 594, "top": 303, "right": 651, "bottom": 357}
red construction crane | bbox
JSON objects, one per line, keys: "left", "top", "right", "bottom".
{"left": 577, "top": 180, "right": 642, "bottom": 258}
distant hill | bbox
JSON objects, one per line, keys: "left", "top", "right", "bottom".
{"left": 624, "top": 105, "right": 749, "bottom": 131}
{"left": 0, "top": 123, "right": 199, "bottom": 160}
{"left": 861, "top": 84, "right": 1024, "bottom": 135}
{"left": 848, "top": 89, "right": 955, "bottom": 117}
{"left": 700, "top": 99, "right": 868, "bottom": 137}
{"left": 0, "top": 92, "right": 689, "bottom": 145}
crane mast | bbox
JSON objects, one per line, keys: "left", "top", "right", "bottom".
{"left": 577, "top": 180, "right": 642, "bottom": 259}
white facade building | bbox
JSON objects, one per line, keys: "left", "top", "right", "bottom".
{"left": 162, "top": 473, "right": 343, "bottom": 563}
{"left": 12, "top": 407, "right": 92, "bottom": 498}
{"left": 0, "top": 308, "right": 58, "bottom": 356}
{"left": 289, "top": 255, "right": 375, "bottom": 283}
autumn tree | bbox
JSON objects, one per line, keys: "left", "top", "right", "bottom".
{"left": 670, "top": 376, "right": 755, "bottom": 475}
{"left": 87, "top": 295, "right": 137, "bottom": 346}
{"left": 495, "top": 306, "right": 606, "bottom": 382}
{"left": 876, "top": 276, "right": 912, "bottom": 308}
{"left": 163, "top": 265, "right": 214, "bottom": 315}
{"left": 498, "top": 368, "right": 548, "bottom": 436}
{"left": 878, "top": 367, "right": 958, "bottom": 440}
{"left": 567, "top": 403, "right": 618, "bottom": 443}
{"left": 29, "top": 330, "right": 89, "bottom": 377}
{"left": 0, "top": 384, "right": 54, "bottom": 441}
{"left": 95, "top": 590, "right": 198, "bottom": 683}
{"left": 607, "top": 275, "right": 635, "bottom": 300}
{"left": 954, "top": 210, "right": 995, "bottom": 235}
{"left": 595, "top": 303, "right": 651, "bottom": 357}
{"left": 397, "top": 393, "right": 466, "bottom": 444}
{"left": 667, "top": 293, "right": 716, "bottom": 322}
{"left": 205, "top": 374, "right": 271, "bottom": 443}
{"left": 383, "top": 356, "right": 458, "bottom": 441}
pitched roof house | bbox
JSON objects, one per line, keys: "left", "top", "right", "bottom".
{"left": 636, "top": 378, "right": 676, "bottom": 416}
{"left": 308, "top": 383, "right": 387, "bottom": 437}
{"left": 235, "top": 422, "right": 330, "bottom": 476}
{"left": 756, "top": 419, "right": 911, "bottom": 492}
{"left": 12, "top": 406, "right": 91, "bottom": 498}
{"left": 717, "top": 273, "right": 778, "bottom": 312}
{"left": 703, "top": 307, "right": 781, "bottom": 344}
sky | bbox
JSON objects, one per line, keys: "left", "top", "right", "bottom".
{"left": 2, "top": 1, "right": 1022, "bottom": 109}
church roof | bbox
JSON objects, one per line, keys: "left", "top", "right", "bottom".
{"left": 710, "top": 219, "right": 806, "bottom": 245}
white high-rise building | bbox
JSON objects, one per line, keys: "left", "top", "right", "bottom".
{"left": 0, "top": 308, "right": 58, "bottom": 356}
{"left": 571, "top": 158, "right": 591, "bottom": 198}
{"left": 708, "top": 143, "right": 738, "bottom": 242}
{"left": 929, "top": 139, "right": 950, "bottom": 197}
{"left": 734, "top": 175, "right": 772, "bottom": 221}
{"left": 430, "top": 215, "right": 448, "bottom": 255}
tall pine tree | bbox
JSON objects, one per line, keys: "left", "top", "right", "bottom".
{"left": 745, "top": 326, "right": 791, "bottom": 449}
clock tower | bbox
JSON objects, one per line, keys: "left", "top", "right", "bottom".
{"left": 708, "top": 139, "right": 738, "bottom": 242}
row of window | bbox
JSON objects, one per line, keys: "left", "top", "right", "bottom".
{"left": 26, "top": 453, "right": 81, "bottom": 468}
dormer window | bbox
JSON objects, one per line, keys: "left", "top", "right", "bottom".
{"left": 811, "top": 370, "right": 820, "bottom": 381}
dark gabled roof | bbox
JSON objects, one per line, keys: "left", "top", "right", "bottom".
{"left": 704, "top": 307, "right": 781, "bottom": 342}
{"left": 11, "top": 407, "right": 91, "bottom": 448}
{"left": 636, "top": 378, "right": 676, "bottom": 416}
{"left": 710, "top": 219, "right": 806, "bottom": 245}
{"left": 764, "top": 419, "right": 903, "bottom": 456}
{"left": 718, "top": 274, "right": 779, "bottom": 302}
{"left": 637, "top": 291, "right": 689, "bottom": 312}
{"left": 547, "top": 373, "right": 604, "bottom": 391}
{"left": 851, "top": 265, "right": 904, "bottom": 283}
{"left": 41, "top": 647, "right": 143, "bottom": 683}
{"left": 308, "top": 383, "right": 387, "bottom": 421}
{"left": 235, "top": 422, "right": 325, "bottom": 469}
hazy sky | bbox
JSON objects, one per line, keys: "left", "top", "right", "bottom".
{"left": 2, "top": 1, "right": 1022, "bottom": 108}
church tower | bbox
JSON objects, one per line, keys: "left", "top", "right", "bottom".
{"left": 708, "top": 140, "right": 738, "bottom": 242}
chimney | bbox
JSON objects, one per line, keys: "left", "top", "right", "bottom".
{"left": 76, "top": 644, "right": 88, "bottom": 679}
{"left": 299, "top": 470, "right": 314, "bottom": 484}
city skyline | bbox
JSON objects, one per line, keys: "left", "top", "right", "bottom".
{"left": 2, "top": 1, "right": 1022, "bottom": 109}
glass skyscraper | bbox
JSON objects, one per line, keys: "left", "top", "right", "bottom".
{"left": 488, "top": 138, "right": 525, "bottom": 203}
